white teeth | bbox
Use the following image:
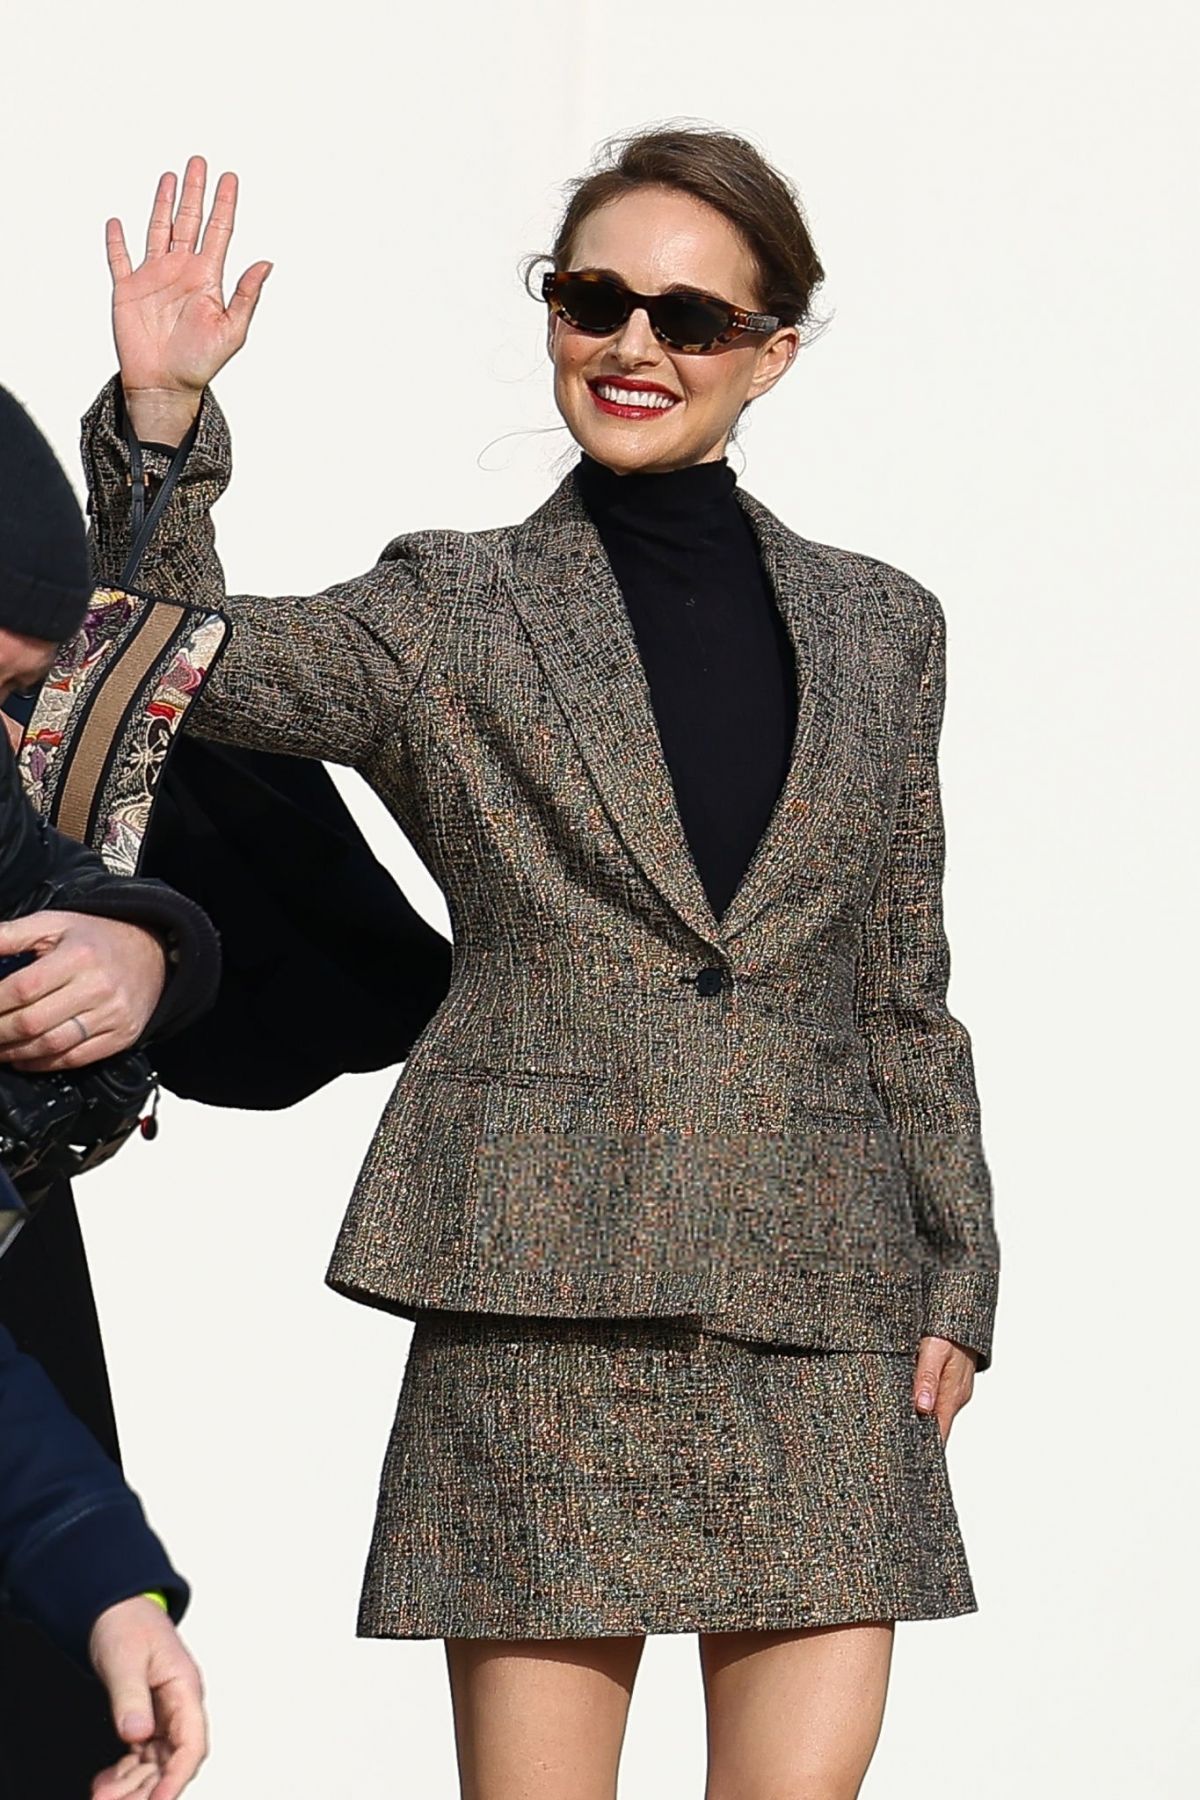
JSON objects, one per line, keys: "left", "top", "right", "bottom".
{"left": 595, "top": 383, "right": 676, "bottom": 410}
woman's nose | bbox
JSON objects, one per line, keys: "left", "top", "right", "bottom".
{"left": 611, "top": 306, "right": 660, "bottom": 364}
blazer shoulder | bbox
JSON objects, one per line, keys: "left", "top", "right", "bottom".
{"left": 799, "top": 531, "right": 940, "bottom": 632}
{"left": 373, "top": 520, "right": 507, "bottom": 606}
{"left": 737, "top": 490, "right": 939, "bottom": 644}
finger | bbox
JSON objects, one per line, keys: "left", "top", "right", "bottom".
{"left": 225, "top": 260, "right": 272, "bottom": 341}
{"left": 150, "top": 1744, "right": 202, "bottom": 1800}
{"left": 0, "top": 1000, "right": 125, "bottom": 1061}
{"left": 199, "top": 170, "right": 238, "bottom": 277}
{"left": 147, "top": 1686, "right": 208, "bottom": 1800}
{"left": 106, "top": 218, "right": 133, "bottom": 284}
{"left": 0, "top": 913, "right": 68, "bottom": 959}
{"left": 97, "top": 1770, "right": 158, "bottom": 1800}
{"left": 3, "top": 1024, "right": 124, "bottom": 1074}
{"left": 106, "top": 1661, "right": 156, "bottom": 1748}
{"left": 0, "top": 972, "right": 76, "bottom": 1036}
{"left": 93, "top": 1749, "right": 159, "bottom": 1800}
{"left": 92, "top": 1747, "right": 145, "bottom": 1788}
{"left": 145, "top": 171, "right": 177, "bottom": 259}
{"left": 92, "top": 1765, "right": 152, "bottom": 1799}
{"left": 170, "top": 154, "right": 207, "bottom": 253}
{"left": 0, "top": 948, "right": 91, "bottom": 1035}
{"left": 912, "top": 1342, "right": 950, "bottom": 1415}
{"left": 0, "top": 969, "right": 105, "bottom": 1048}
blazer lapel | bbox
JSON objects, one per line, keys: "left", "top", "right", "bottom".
{"left": 500, "top": 469, "right": 854, "bottom": 948}
{"left": 714, "top": 488, "right": 856, "bottom": 942}
{"left": 502, "top": 471, "right": 722, "bottom": 944}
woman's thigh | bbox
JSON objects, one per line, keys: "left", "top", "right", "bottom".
{"left": 444, "top": 1634, "right": 646, "bottom": 1800}
{"left": 699, "top": 1622, "right": 895, "bottom": 1800}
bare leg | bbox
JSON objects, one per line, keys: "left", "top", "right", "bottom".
{"left": 444, "top": 1635, "right": 646, "bottom": 1800}
{"left": 699, "top": 1623, "right": 895, "bottom": 1800}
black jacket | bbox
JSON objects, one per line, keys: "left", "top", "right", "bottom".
{"left": 0, "top": 1305, "right": 185, "bottom": 1668}
{"left": 0, "top": 740, "right": 222, "bottom": 1663}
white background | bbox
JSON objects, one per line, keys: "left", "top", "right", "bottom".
{"left": 3, "top": 2, "right": 1197, "bottom": 1793}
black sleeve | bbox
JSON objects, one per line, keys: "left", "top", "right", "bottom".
{"left": 0, "top": 745, "right": 220, "bottom": 1042}
{"left": 0, "top": 1314, "right": 188, "bottom": 1670}
{"left": 140, "top": 738, "right": 453, "bottom": 1107}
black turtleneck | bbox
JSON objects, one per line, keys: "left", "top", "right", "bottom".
{"left": 574, "top": 451, "right": 797, "bottom": 925}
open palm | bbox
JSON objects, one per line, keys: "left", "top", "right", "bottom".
{"left": 106, "top": 155, "right": 271, "bottom": 406}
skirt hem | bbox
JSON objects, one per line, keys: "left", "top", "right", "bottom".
{"left": 356, "top": 1597, "right": 979, "bottom": 1641}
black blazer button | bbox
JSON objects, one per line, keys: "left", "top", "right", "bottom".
{"left": 693, "top": 965, "right": 727, "bottom": 997}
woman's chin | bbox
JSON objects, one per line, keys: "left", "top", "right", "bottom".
{"left": 569, "top": 422, "right": 697, "bottom": 476}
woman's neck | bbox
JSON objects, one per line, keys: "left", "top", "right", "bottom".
{"left": 574, "top": 450, "right": 738, "bottom": 526}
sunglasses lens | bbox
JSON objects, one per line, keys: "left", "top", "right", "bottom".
{"left": 653, "top": 294, "right": 732, "bottom": 349}
{"left": 556, "top": 276, "right": 628, "bottom": 334}
{"left": 548, "top": 274, "right": 735, "bottom": 351}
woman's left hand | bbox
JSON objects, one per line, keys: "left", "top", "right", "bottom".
{"left": 0, "top": 912, "right": 167, "bottom": 1071}
{"left": 912, "top": 1335, "right": 977, "bottom": 1443}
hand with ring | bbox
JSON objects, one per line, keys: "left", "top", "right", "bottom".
{"left": 0, "top": 912, "right": 168, "bottom": 1072}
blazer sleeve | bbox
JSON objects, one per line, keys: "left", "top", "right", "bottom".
{"left": 80, "top": 375, "right": 437, "bottom": 772}
{"left": 853, "top": 592, "right": 1000, "bottom": 1370}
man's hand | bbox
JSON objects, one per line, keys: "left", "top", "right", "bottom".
{"left": 912, "top": 1335, "right": 978, "bottom": 1443}
{"left": 0, "top": 912, "right": 167, "bottom": 1071}
{"left": 89, "top": 1597, "right": 208, "bottom": 1800}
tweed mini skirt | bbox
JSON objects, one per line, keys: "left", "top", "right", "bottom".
{"left": 357, "top": 1311, "right": 976, "bottom": 1640}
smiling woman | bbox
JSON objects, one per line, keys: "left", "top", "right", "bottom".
{"left": 57, "top": 121, "right": 997, "bottom": 1800}
{"left": 534, "top": 130, "right": 825, "bottom": 471}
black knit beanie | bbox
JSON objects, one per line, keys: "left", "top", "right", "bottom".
{"left": 0, "top": 385, "right": 92, "bottom": 643}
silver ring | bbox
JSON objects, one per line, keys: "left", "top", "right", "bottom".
{"left": 69, "top": 1015, "right": 89, "bottom": 1046}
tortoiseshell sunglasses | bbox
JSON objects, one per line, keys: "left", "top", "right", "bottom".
{"left": 541, "top": 269, "right": 781, "bottom": 354}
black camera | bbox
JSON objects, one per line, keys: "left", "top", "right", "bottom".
{"left": 0, "top": 949, "right": 157, "bottom": 1255}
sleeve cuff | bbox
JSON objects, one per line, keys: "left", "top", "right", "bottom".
{"left": 920, "top": 1268, "right": 998, "bottom": 1372}
{"left": 80, "top": 373, "right": 232, "bottom": 586}
{"left": 59, "top": 878, "right": 221, "bottom": 1040}
{"left": 4, "top": 1493, "right": 189, "bottom": 1671}
{"left": 107, "top": 375, "right": 231, "bottom": 485}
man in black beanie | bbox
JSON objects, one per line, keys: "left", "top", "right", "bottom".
{"left": 0, "top": 384, "right": 220, "bottom": 1797}
{"left": 0, "top": 385, "right": 100, "bottom": 651}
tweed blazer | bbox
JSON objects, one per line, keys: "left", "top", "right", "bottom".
{"left": 74, "top": 375, "right": 999, "bottom": 1367}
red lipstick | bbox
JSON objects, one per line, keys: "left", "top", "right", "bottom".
{"left": 587, "top": 377, "right": 680, "bottom": 420}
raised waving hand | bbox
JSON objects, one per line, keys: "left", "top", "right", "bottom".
{"left": 106, "top": 155, "right": 271, "bottom": 445}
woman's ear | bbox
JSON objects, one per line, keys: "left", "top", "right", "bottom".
{"left": 747, "top": 326, "right": 800, "bottom": 402}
